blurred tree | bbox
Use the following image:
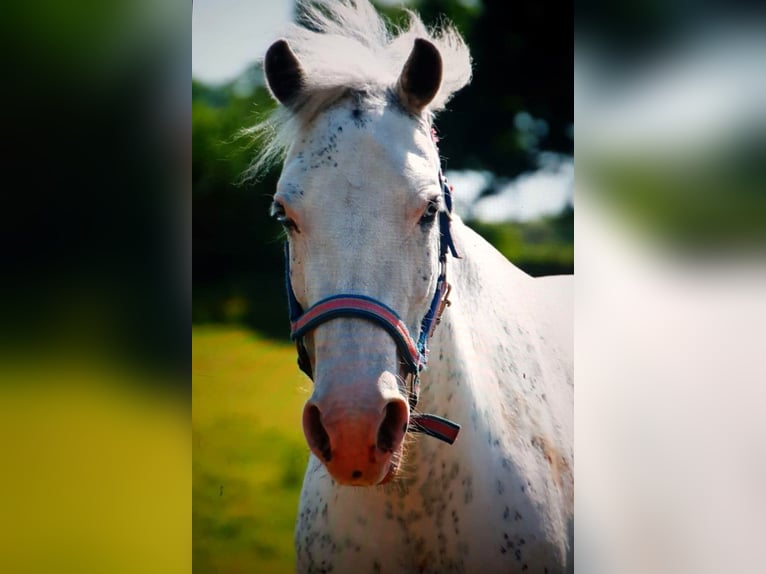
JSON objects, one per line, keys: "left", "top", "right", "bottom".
{"left": 192, "top": 77, "right": 293, "bottom": 337}
{"left": 192, "top": 78, "right": 285, "bottom": 279}
{"left": 403, "top": 0, "right": 573, "bottom": 178}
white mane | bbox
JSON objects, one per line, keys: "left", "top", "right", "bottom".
{"left": 245, "top": 0, "right": 472, "bottom": 178}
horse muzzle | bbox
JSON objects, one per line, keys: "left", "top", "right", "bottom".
{"left": 302, "top": 390, "right": 409, "bottom": 486}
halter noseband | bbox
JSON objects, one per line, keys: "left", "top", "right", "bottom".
{"left": 284, "top": 161, "right": 461, "bottom": 445}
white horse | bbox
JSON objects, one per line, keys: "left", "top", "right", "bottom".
{"left": 253, "top": 2, "right": 572, "bottom": 572}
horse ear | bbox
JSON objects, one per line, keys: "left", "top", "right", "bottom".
{"left": 264, "top": 39, "right": 305, "bottom": 107}
{"left": 397, "top": 38, "right": 443, "bottom": 113}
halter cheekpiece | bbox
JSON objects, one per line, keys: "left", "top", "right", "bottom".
{"left": 284, "top": 133, "right": 461, "bottom": 445}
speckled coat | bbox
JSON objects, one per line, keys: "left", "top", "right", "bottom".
{"left": 294, "top": 219, "right": 573, "bottom": 574}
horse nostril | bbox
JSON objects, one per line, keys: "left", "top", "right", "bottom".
{"left": 377, "top": 399, "right": 409, "bottom": 453}
{"left": 304, "top": 404, "right": 332, "bottom": 462}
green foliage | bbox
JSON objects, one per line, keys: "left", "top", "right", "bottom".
{"left": 373, "top": 0, "right": 481, "bottom": 39}
{"left": 191, "top": 80, "right": 271, "bottom": 193}
{"left": 193, "top": 77, "right": 286, "bottom": 288}
{"left": 466, "top": 208, "right": 574, "bottom": 276}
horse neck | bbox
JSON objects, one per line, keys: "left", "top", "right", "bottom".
{"left": 416, "top": 216, "right": 533, "bottom": 442}
{"left": 390, "top": 217, "right": 536, "bottom": 505}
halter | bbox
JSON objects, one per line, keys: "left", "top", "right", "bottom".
{"left": 284, "top": 146, "right": 462, "bottom": 445}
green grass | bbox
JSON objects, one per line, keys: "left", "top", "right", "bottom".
{"left": 193, "top": 326, "right": 311, "bottom": 574}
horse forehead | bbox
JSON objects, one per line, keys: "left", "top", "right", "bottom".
{"left": 290, "top": 104, "right": 436, "bottom": 194}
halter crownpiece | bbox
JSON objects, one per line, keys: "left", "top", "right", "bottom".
{"left": 283, "top": 141, "right": 461, "bottom": 445}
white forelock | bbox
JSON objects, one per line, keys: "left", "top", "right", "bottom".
{"left": 245, "top": 0, "right": 472, "bottom": 178}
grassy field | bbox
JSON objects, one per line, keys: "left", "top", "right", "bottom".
{"left": 193, "top": 325, "right": 311, "bottom": 574}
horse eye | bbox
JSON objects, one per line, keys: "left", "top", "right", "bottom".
{"left": 270, "top": 201, "right": 299, "bottom": 233}
{"left": 419, "top": 199, "right": 439, "bottom": 225}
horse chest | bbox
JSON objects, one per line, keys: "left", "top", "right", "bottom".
{"left": 296, "top": 439, "right": 566, "bottom": 574}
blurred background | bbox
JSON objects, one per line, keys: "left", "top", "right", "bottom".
{"left": 192, "top": 1, "right": 572, "bottom": 572}
{"left": 575, "top": 2, "right": 766, "bottom": 574}
{"left": 3, "top": 0, "right": 760, "bottom": 571}
{"left": 1, "top": 0, "right": 189, "bottom": 572}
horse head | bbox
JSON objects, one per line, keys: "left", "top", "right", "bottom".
{"left": 265, "top": 37, "right": 454, "bottom": 486}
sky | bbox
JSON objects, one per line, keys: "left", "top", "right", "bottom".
{"left": 192, "top": 0, "right": 292, "bottom": 84}
{"left": 191, "top": 0, "right": 413, "bottom": 84}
